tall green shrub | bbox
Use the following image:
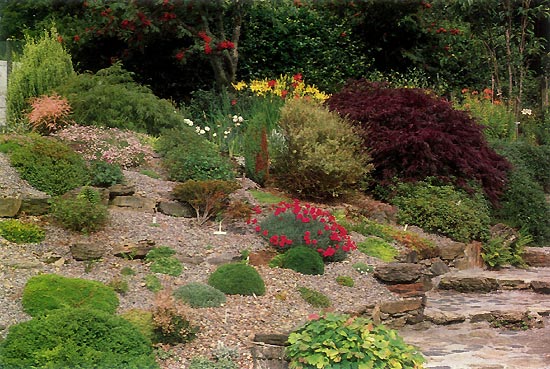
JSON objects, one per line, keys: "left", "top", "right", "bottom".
{"left": 272, "top": 99, "right": 371, "bottom": 199}
{"left": 6, "top": 26, "right": 75, "bottom": 129}
{"left": 57, "top": 63, "right": 184, "bottom": 135}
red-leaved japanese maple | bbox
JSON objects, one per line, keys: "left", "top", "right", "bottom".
{"left": 326, "top": 80, "right": 511, "bottom": 205}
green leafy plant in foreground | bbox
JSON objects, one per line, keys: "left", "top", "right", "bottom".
{"left": 286, "top": 313, "right": 425, "bottom": 369}
{"left": 0, "top": 219, "right": 45, "bottom": 244}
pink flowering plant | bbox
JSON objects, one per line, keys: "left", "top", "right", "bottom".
{"left": 249, "top": 199, "right": 356, "bottom": 262}
{"left": 53, "top": 125, "right": 155, "bottom": 168}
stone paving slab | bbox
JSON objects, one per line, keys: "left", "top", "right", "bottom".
{"left": 424, "top": 289, "right": 550, "bottom": 321}
{"left": 441, "top": 267, "right": 550, "bottom": 283}
{"left": 399, "top": 317, "right": 550, "bottom": 369}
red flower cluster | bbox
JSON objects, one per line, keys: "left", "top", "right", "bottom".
{"left": 198, "top": 31, "right": 213, "bottom": 54}
{"left": 160, "top": 12, "right": 176, "bottom": 21}
{"left": 248, "top": 199, "right": 356, "bottom": 260}
{"left": 175, "top": 50, "right": 185, "bottom": 61}
{"left": 121, "top": 19, "right": 136, "bottom": 30}
{"left": 217, "top": 40, "right": 235, "bottom": 50}
{"left": 267, "top": 80, "right": 277, "bottom": 88}
{"left": 137, "top": 12, "right": 151, "bottom": 27}
{"left": 73, "top": 35, "right": 80, "bottom": 42}
{"left": 449, "top": 28, "right": 460, "bottom": 35}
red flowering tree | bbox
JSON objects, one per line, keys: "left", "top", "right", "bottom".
{"left": 326, "top": 80, "right": 512, "bottom": 205}
{"left": 65, "top": 0, "right": 244, "bottom": 90}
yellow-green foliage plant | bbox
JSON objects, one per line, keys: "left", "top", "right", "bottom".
{"left": 6, "top": 26, "right": 75, "bottom": 130}
{"left": 286, "top": 313, "right": 425, "bottom": 369}
{"left": 272, "top": 98, "right": 372, "bottom": 199}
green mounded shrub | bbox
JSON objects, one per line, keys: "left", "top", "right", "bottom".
{"left": 6, "top": 26, "right": 75, "bottom": 129}
{"left": 172, "top": 179, "right": 239, "bottom": 225}
{"left": 0, "top": 219, "right": 45, "bottom": 244}
{"left": 492, "top": 169, "right": 550, "bottom": 244}
{"left": 90, "top": 160, "right": 124, "bottom": 187}
{"left": 357, "top": 237, "right": 398, "bottom": 262}
{"left": 392, "top": 180, "right": 491, "bottom": 243}
{"left": 174, "top": 282, "right": 227, "bottom": 308}
{"left": 8, "top": 136, "right": 89, "bottom": 196}
{"left": 50, "top": 187, "right": 109, "bottom": 233}
{"left": 281, "top": 246, "right": 325, "bottom": 275}
{"left": 286, "top": 313, "right": 425, "bottom": 369}
{"left": 208, "top": 263, "right": 265, "bottom": 296}
{"left": 272, "top": 98, "right": 371, "bottom": 199}
{"left": 492, "top": 140, "right": 550, "bottom": 192}
{"left": 57, "top": 62, "right": 183, "bottom": 136}
{"left": 336, "top": 275, "right": 355, "bottom": 287}
{"left": 0, "top": 307, "right": 158, "bottom": 369}
{"left": 144, "top": 274, "right": 162, "bottom": 292}
{"left": 158, "top": 126, "right": 235, "bottom": 182}
{"left": 120, "top": 309, "right": 155, "bottom": 342}
{"left": 21, "top": 274, "right": 119, "bottom": 317}
{"left": 297, "top": 287, "right": 331, "bottom": 308}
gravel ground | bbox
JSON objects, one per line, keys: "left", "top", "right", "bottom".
{"left": 0, "top": 156, "right": 398, "bottom": 368}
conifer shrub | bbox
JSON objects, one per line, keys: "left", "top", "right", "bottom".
{"left": 120, "top": 309, "right": 155, "bottom": 342}
{"left": 208, "top": 263, "right": 265, "bottom": 296}
{"left": 50, "top": 187, "right": 109, "bottom": 233}
{"left": 326, "top": 80, "right": 511, "bottom": 205}
{"left": 172, "top": 179, "right": 239, "bottom": 225}
{"left": 21, "top": 274, "right": 119, "bottom": 317}
{"left": 8, "top": 136, "right": 89, "bottom": 196}
{"left": 0, "top": 307, "right": 159, "bottom": 369}
{"left": 6, "top": 26, "right": 75, "bottom": 129}
{"left": 174, "top": 282, "right": 227, "bottom": 308}
{"left": 57, "top": 63, "right": 183, "bottom": 135}
{"left": 392, "top": 180, "right": 491, "bottom": 242}
{"left": 158, "top": 126, "right": 235, "bottom": 182}
{"left": 272, "top": 98, "right": 371, "bottom": 199}
{"left": 281, "top": 246, "right": 325, "bottom": 275}
{"left": 151, "top": 291, "right": 198, "bottom": 345}
{"left": 0, "top": 219, "right": 45, "bottom": 244}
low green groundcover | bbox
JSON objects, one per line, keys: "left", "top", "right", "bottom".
{"left": 22, "top": 274, "right": 119, "bottom": 317}
{"left": 0, "top": 307, "right": 159, "bottom": 369}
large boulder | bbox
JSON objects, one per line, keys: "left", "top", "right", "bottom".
{"left": 0, "top": 197, "right": 21, "bottom": 217}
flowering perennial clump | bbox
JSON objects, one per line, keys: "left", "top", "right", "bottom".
{"left": 250, "top": 200, "right": 356, "bottom": 262}
{"left": 54, "top": 125, "right": 155, "bottom": 168}
{"left": 232, "top": 74, "right": 329, "bottom": 102}
{"left": 26, "top": 94, "right": 73, "bottom": 134}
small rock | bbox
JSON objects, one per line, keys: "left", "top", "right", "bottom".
{"left": 0, "top": 197, "right": 21, "bottom": 217}
{"left": 531, "top": 280, "right": 550, "bottom": 294}
{"left": 70, "top": 243, "right": 106, "bottom": 261}
{"left": 157, "top": 201, "right": 194, "bottom": 218}
{"left": 428, "top": 311, "right": 466, "bottom": 325}
{"left": 113, "top": 239, "right": 155, "bottom": 259}
{"left": 430, "top": 259, "right": 451, "bottom": 276}
{"left": 110, "top": 195, "right": 157, "bottom": 212}
{"left": 379, "top": 298, "right": 424, "bottom": 315}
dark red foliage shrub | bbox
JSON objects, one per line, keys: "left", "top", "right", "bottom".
{"left": 326, "top": 80, "right": 511, "bottom": 205}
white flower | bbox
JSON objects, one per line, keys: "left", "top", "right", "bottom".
{"left": 224, "top": 130, "right": 230, "bottom": 135}
{"left": 195, "top": 126, "right": 200, "bottom": 133}
{"left": 204, "top": 126, "right": 210, "bottom": 131}
{"left": 212, "top": 133, "right": 217, "bottom": 137}
{"left": 521, "top": 108, "right": 532, "bottom": 116}
{"left": 235, "top": 122, "right": 241, "bottom": 127}
{"left": 238, "top": 116, "right": 244, "bottom": 123}
{"left": 224, "top": 135, "right": 228, "bottom": 139}
{"left": 184, "top": 118, "right": 194, "bottom": 126}
{"left": 199, "top": 129, "right": 205, "bottom": 134}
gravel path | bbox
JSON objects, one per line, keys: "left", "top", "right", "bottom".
{"left": 0, "top": 161, "right": 397, "bottom": 368}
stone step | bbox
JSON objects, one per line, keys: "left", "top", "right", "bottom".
{"left": 436, "top": 267, "right": 550, "bottom": 294}
{"left": 523, "top": 247, "right": 550, "bottom": 267}
{"left": 424, "top": 289, "right": 550, "bottom": 327}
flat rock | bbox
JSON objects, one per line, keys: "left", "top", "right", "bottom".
{"left": 523, "top": 247, "right": 550, "bottom": 267}
{"left": 157, "top": 201, "right": 194, "bottom": 218}
{"left": 531, "top": 280, "right": 550, "bottom": 294}
{"left": 112, "top": 239, "right": 156, "bottom": 259}
{"left": 379, "top": 297, "right": 424, "bottom": 315}
{"left": 18, "top": 195, "right": 50, "bottom": 215}
{"left": 108, "top": 184, "right": 135, "bottom": 197}
{"left": 374, "top": 262, "right": 425, "bottom": 283}
{"left": 438, "top": 276, "right": 499, "bottom": 293}
{"left": 110, "top": 195, "right": 157, "bottom": 212}
{"left": 70, "top": 242, "right": 106, "bottom": 261}
{"left": 438, "top": 241, "right": 466, "bottom": 261}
